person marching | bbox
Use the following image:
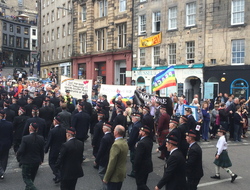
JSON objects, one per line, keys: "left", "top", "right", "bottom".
{"left": 94, "top": 122, "right": 114, "bottom": 190}
{"left": 127, "top": 113, "right": 142, "bottom": 178}
{"left": 211, "top": 127, "right": 238, "bottom": 183}
{"left": 134, "top": 125, "right": 153, "bottom": 190}
{"left": 13, "top": 107, "right": 29, "bottom": 153}
{"left": 186, "top": 130, "right": 204, "bottom": 190}
{"left": 17, "top": 123, "right": 45, "bottom": 190}
{"left": 103, "top": 125, "right": 128, "bottom": 190}
{"left": 155, "top": 135, "right": 186, "bottom": 190}
{"left": 0, "top": 110, "right": 13, "bottom": 179}
{"left": 44, "top": 116, "right": 66, "bottom": 184}
{"left": 56, "top": 128, "right": 84, "bottom": 190}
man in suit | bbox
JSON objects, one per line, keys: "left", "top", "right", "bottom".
{"left": 101, "top": 95, "right": 110, "bottom": 122}
{"left": 23, "top": 107, "right": 46, "bottom": 138}
{"left": 71, "top": 102, "right": 91, "bottom": 149}
{"left": 0, "top": 110, "right": 13, "bottom": 179}
{"left": 3, "top": 99, "right": 15, "bottom": 122}
{"left": 185, "top": 108, "right": 196, "bottom": 131}
{"left": 178, "top": 115, "right": 190, "bottom": 158}
{"left": 58, "top": 103, "right": 71, "bottom": 129}
{"left": 13, "top": 107, "right": 29, "bottom": 153}
{"left": 56, "top": 128, "right": 84, "bottom": 190}
{"left": 17, "top": 123, "right": 44, "bottom": 190}
{"left": 94, "top": 122, "right": 114, "bottom": 190}
{"left": 142, "top": 106, "right": 154, "bottom": 138}
{"left": 113, "top": 106, "right": 127, "bottom": 129}
{"left": 39, "top": 100, "right": 55, "bottom": 138}
{"left": 155, "top": 135, "right": 186, "bottom": 190}
{"left": 134, "top": 126, "right": 153, "bottom": 190}
{"left": 103, "top": 125, "right": 128, "bottom": 190}
{"left": 127, "top": 113, "right": 142, "bottom": 178}
{"left": 186, "top": 130, "right": 204, "bottom": 190}
{"left": 9, "top": 97, "right": 20, "bottom": 116}
{"left": 45, "top": 116, "right": 66, "bottom": 183}
{"left": 24, "top": 97, "right": 35, "bottom": 118}
{"left": 92, "top": 112, "right": 105, "bottom": 159}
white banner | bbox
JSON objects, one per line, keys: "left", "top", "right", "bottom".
{"left": 60, "top": 76, "right": 92, "bottom": 100}
{"left": 100, "top": 84, "right": 136, "bottom": 105}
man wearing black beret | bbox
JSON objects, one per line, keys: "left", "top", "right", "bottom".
{"left": 45, "top": 116, "right": 66, "bottom": 184}
{"left": 155, "top": 135, "right": 186, "bottom": 190}
{"left": 17, "top": 123, "right": 45, "bottom": 190}
{"left": 186, "top": 130, "right": 204, "bottom": 190}
{"left": 134, "top": 126, "right": 153, "bottom": 190}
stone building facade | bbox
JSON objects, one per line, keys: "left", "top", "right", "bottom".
{"left": 132, "top": 0, "right": 205, "bottom": 101}
{"left": 132, "top": 0, "right": 250, "bottom": 102}
{"left": 40, "top": 0, "right": 73, "bottom": 79}
{"left": 0, "top": 0, "right": 37, "bottom": 68}
{"left": 203, "top": 0, "right": 250, "bottom": 99}
{"left": 72, "top": 0, "right": 133, "bottom": 85}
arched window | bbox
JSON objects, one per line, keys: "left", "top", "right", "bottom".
{"left": 230, "top": 78, "right": 249, "bottom": 98}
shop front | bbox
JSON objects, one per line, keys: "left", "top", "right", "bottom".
{"left": 204, "top": 65, "right": 250, "bottom": 99}
{"left": 132, "top": 64, "right": 204, "bottom": 102}
{"left": 72, "top": 50, "right": 132, "bottom": 85}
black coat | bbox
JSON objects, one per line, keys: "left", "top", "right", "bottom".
{"left": 178, "top": 123, "right": 189, "bottom": 157}
{"left": 83, "top": 101, "right": 92, "bottom": 116}
{"left": 9, "top": 103, "right": 20, "bottom": 116}
{"left": 13, "top": 115, "right": 29, "bottom": 140}
{"left": 23, "top": 116, "right": 47, "bottom": 138}
{"left": 92, "top": 120, "right": 104, "bottom": 148}
{"left": 58, "top": 110, "right": 72, "bottom": 129}
{"left": 17, "top": 98, "right": 27, "bottom": 107}
{"left": 24, "top": 103, "right": 36, "bottom": 118}
{"left": 134, "top": 136, "right": 153, "bottom": 174}
{"left": 186, "top": 142, "right": 204, "bottom": 180}
{"left": 0, "top": 120, "right": 13, "bottom": 152}
{"left": 157, "top": 149, "right": 187, "bottom": 190}
{"left": 71, "top": 111, "right": 90, "bottom": 140}
{"left": 44, "top": 125, "right": 66, "bottom": 158}
{"left": 128, "top": 121, "right": 142, "bottom": 150}
{"left": 142, "top": 113, "right": 154, "bottom": 132}
{"left": 113, "top": 113, "right": 127, "bottom": 129}
{"left": 17, "top": 133, "right": 45, "bottom": 164}
{"left": 95, "top": 132, "right": 114, "bottom": 167}
{"left": 50, "top": 97, "right": 60, "bottom": 108}
{"left": 33, "top": 97, "right": 43, "bottom": 108}
{"left": 56, "top": 138, "right": 84, "bottom": 180}
{"left": 3, "top": 108, "right": 15, "bottom": 122}
{"left": 187, "top": 114, "right": 197, "bottom": 131}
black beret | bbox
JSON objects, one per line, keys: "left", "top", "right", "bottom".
{"left": 67, "top": 127, "right": 76, "bottom": 135}
{"left": 140, "top": 125, "right": 151, "bottom": 133}
{"left": 54, "top": 115, "right": 61, "bottom": 123}
{"left": 166, "top": 135, "right": 178, "bottom": 146}
{"left": 170, "top": 118, "right": 179, "bottom": 125}
{"left": 186, "top": 130, "right": 197, "bottom": 138}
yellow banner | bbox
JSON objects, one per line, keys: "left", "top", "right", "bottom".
{"left": 139, "top": 32, "right": 162, "bottom": 48}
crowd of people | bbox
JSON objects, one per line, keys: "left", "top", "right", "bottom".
{"left": 0, "top": 76, "right": 246, "bottom": 190}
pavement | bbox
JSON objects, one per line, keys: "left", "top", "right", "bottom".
{"left": 1, "top": 130, "right": 250, "bottom": 190}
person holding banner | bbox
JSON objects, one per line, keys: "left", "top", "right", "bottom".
{"left": 157, "top": 106, "right": 170, "bottom": 160}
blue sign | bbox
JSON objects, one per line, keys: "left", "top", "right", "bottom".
{"left": 204, "top": 82, "right": 214, "bottom": 100}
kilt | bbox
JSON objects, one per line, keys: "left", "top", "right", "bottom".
{"left": 213, "top": 150, "right": 232, "bottom": 168}
{"left": 158, "top": 129, "right": 169, "bottom": 145}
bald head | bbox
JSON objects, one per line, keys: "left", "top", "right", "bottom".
{"left": 114, "top": 125, "right": 125, "bottom": 137}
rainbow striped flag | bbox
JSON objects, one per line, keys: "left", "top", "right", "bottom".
{"left": 152, "top": 66, "right": 176, "bottom": 91}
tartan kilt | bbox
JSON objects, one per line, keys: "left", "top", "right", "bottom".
{"left": 213, "top": 150, "right": 232, "bottom": 168}
{"left": 158, "top": 129, "right": 169, "bottom": 145}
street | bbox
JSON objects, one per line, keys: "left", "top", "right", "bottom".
{"left": 1, "top": 132, "right": 250, "bottom": 190}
